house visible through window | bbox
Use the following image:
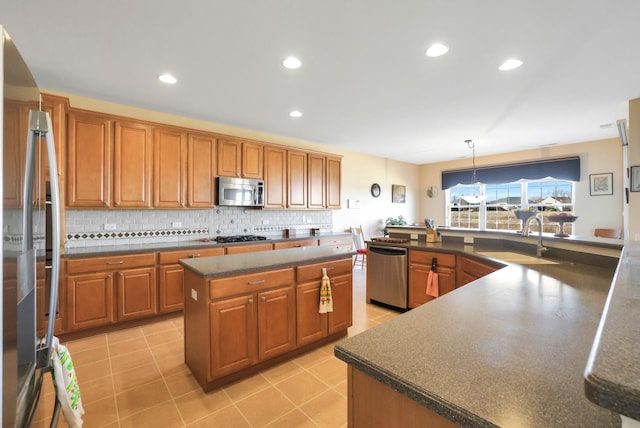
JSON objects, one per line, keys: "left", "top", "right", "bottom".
{"left": 447, "top": 179, "right": 575, "bottom": 233}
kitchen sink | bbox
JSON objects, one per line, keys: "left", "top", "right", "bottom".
{"left": 477, "top": 251, "right": 560, "bottom": 265}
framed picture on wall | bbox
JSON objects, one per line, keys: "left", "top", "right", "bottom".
{"left": 631, "top": 166, "right": 640, "bottom": 192}
{"left": 589, "top": 173, "right": 613, "bottom": 196}
{"left": 392, "top": 184, "right": 406, "bottom": 203}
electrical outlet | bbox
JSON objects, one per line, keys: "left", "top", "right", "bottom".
{"left": 464, "top": 236, "right": 474, "bottom": 244}
{"left": 410, "top": 233, "right": 418, "bottom": 240}
{"left": 191, "top": 289, "right": 197, "bottom": 301}
{"left": 262, "top": 220, "right": 269, "bottom": 225}
{"left": 172, "top": 221, "right": 182, "bottom": 228}
{"left": 103, "top": 223, "right": 116, "bottom": 231}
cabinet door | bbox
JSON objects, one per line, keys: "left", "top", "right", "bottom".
{"left": 328, "top": 273, "right": 353, "bottom": 334}
{"left": 210, "top": 294, "right": 257, "bottom": 378}
{"left": 153, "top": 126, "right": 187, "bottom": 208}
{"left": 225, "top": 242, "right": 273, "bottom": 255}
{"left": 114, "top": 121, "right": 153, "bottom": 208}
{"left": 41, "top": 94, "right": 68, "bottom": 181}
{"left": 408, "top": 263, "right": 436, "bottom": 309}
{"left": 242, "top": 142, "right": 263, "bottom": 179}
{"left": 2, "top": 102, "right": 25, "bottom": 207}
{"left": 187, "top": 133, "right": 216, "bottom": 208}
{"left": 258, "top": 287, "right": 295, "bottom": 360}
{"left": 217, "top": 138, "right": 241, "bottom": 177}
{"left": 263, "top": 145, "right": 287, "bottom": 208}
{"left": 287, "top": 150, "right": 308, "bottom": 208}
{"left": 158, "top": 264, "right": 185, "bottom": 313}
{"left": 308, "top": 153, "right": 326, "bottom": 209}
{"left": 296, "top": 282, "right": 328, "bottom": 346}
{"left": 67, "top": 110, "right": 112, "bottom": 207}
{"left": 116, "top": 267, "right": 157, "bottom": 321}
{"left": 66, "top": 272, "right": 115, "bottom": 331}
{"left": 326, "top": 156, "right": 342, "bottom": 209}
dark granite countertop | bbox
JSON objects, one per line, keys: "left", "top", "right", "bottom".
{"left": 585, "top": 241, "right": 640, "bottom": 422}
{"left": 62, "top": 233, "right": 350, "bottom": 259}
{"left": 180, "top": 245, "right": 355, "bottom": 279}
{"left": 334, "top": 242, "right": 622, "bottom": 427}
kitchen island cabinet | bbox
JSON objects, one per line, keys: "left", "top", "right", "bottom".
{"left": 408, "top": 250, "right": 456, "bottom": 308}
{"left": 181, "top": 246, "right": 354, "bottom": 391}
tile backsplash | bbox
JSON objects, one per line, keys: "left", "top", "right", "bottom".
{"left": 65, "top": 208, "right": 334, "bottom": 249}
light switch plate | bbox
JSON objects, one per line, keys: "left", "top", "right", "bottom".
{"left": 191, "top": 289, "right": 197, "bottom": 301}
{"left": 103, "top": 223, "right": 116, "bottom": 231}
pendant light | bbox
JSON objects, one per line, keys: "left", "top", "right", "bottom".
{"left": 460, "top": 139, "right": 487, "bottom": 203}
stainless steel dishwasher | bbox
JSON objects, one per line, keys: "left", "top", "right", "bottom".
{"left": 367, "top": 245, "right": 408, "bottom": 309}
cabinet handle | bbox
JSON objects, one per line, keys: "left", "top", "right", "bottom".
{"left": 181, "top": 202, "right": 185, "bottom": 208}
{"left": 248, "top": 298, "right": 254, "bottom": 304}
{"left": 189, "top": 254, "right": 201, "bottom": 258}
{"left": 115, "top": 201, "right": 120, "bottom": 206}
{"left": 189, "top": 203, "right": 193, "bottom": 207}
{"left": 260, "top": 296, "right": 267, "bottom": 302}
{"left": 325, "top": 267, "right": 335, "bottom": 271}
{"left": 248, "top": 280, "right": 266, "bottom": 285}
{"left": 107, "top": 261, "right": 124, "bottom": 265}
{"left": 107, "top": 274, "right": 112, "bottom": 278}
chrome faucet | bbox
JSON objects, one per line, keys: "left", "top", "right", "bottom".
{"left": 522, "top": 216, "right": 548, "bottom": 257}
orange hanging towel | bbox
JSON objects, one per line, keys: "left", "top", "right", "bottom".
{"left": 426, "top": 270, "right": 440, "bottom": 297}
{"left": 319, "top": 268, "right": 334, "bottom": 313}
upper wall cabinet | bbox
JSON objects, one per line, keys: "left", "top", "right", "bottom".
{"left": 217, "top": 138, "right": 263, "bottom": 179}
{"left": 153, "top": 126, "right": 187, "bottom": 208}
{"left": 187, "top": 132, "right": 217, "bottom": 208}
{"left": 67, "top": 110, "right": 113, "bottom": 207}
{"left": 287, "top": 150, "right": 308, "bottom": 209}
{"left": 326, "top": 155, "right": 342, "bottom": 209}
{"left": 114, "top": 120, "right": 153, "bottom": 208}
{"left": 308, "top": 153, "right": 326, "bottom": 209}
{"left": 263, "top": 145, "right": 287, "bottom": 208}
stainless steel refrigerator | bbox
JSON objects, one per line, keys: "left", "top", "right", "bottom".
{"left": 1, "top": 25, "right": 62, "bottom": 427}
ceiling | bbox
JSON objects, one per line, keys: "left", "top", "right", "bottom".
{"left": 3, "top": 1, "right": 640, "bottom": 165}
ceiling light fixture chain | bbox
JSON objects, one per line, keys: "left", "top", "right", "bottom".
{"left": 465, "top": 139, "right": 477, "bottom": 184}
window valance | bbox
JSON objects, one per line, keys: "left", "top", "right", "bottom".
{"left": 441, "top": 156, "right": 580, "bottom": 190}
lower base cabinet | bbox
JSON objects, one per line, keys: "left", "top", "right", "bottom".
{"left": 116, "top": 267, "right": 157, "bottom": 321}
{"left": 408, "top": 250, "right": 456, "bottom": 308}
{"left": 66, "top": 272, "right": 115, "bottom": 331}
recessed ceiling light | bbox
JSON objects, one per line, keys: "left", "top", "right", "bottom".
{"left": 289, "top": 110, "right": 303, "bottom": 118}
{"left": 282, "top": 56, "right": 302, "bottom": 69}
{"left": 158, "top": 74, "right": 177, "bottom": 84}
{"left": 498, "top": 59, "right": 523, "bottom": 71}
{"left": 426, "top": 43, "right": 449, "bottom": 57}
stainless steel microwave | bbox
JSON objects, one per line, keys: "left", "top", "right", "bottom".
{"left": 217, "top": 177, "right": 265, "bottom": 207}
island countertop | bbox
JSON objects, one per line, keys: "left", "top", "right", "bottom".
{"left": 180, "top": 245, "right": 355, "bottom": 278}
{"left": 335, "top": 244, "right": 621, "bottom": 427}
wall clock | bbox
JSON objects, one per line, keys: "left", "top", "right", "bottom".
{"left": 370, "top": 183, "right": 381, "bottom": 198}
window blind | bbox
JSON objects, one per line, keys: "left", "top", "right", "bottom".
{"left": 441, "top": 156, "right": 580, "bottom": 190}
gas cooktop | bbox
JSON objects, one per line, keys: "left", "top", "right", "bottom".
{"left": 214, "top": 235, "right": 268, "bottom": 243}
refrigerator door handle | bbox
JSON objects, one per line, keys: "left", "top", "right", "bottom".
{"left": 29, "top": 110, "right": 61, "bottom": 369}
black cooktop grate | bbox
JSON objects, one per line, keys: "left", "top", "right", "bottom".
{"left": 214, "top": 235, "right": 267, "bottom": 243}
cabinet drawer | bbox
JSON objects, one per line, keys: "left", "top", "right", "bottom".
{"left": 297, "top": 258, "right": 352, "bottom": 283}
{"left": 461, "top": 256, "right": 499, "bottom": 279}
{"left": 210, "top": 268, "right": 295, "bottom": 299}
{"left": 409, "top": 250, "right": 455, "bottom": 268}
{"left": 273, "top": 239, "right": 318, "bottom": 250}
{"left": 158, "top": 247, "right": 225, "bottom": 264}
{"left": 67, "top": 253, "right": 156, "bottom": 274}
{"left": 225, "top": 242, "right": 273, "bottom": 255}
{"left": 318, "top": 237, "right": 352, "bottom": 250}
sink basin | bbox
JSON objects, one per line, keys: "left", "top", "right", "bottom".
{"left": 477, "top": 251, "right": 560, "bottom": 265}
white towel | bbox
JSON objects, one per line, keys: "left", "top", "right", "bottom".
{"left": 319, "top": 268, "right": 333, "bottom": 313}
{"left": 50, "top": 336, "right": 85, "bottom": 427}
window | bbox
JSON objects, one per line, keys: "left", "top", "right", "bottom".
{"left": 446, "top": 179, "right": 575, "bottom": 234}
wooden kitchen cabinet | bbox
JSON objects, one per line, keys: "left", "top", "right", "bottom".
{"left": 153, "top": 126, "right": 187, "bottom": 208}
{"left": 65, "top": 253, "right": 156, "bottom": 331}
{"left": 273, "top": 239, "right": 317, "bottom": 250}
{"left": 408, "top": 250, "right": 456, "bottom": 308}
{"left": 458, "top": 256, "right": 501, "bottom": 287}
{"left": 308, "top": 153, "right": 326, "bottom": 209}
{"left": 207, "top": 268, "right": 296, "bottom": 379}
{"left": 114, "top": 120, "right": 153, "bottom": 208}
{"left": 287, "top": 149, "right": 307, "bottom": 208}
{"left": 263, "top": 145, "right": 287, "bottom": 208}
{"left": 67, "top": 110, "right": 112, "bottom": 207}
{"left": 318, "top": 236, "right": 353, "bottom": 251}
{"left": 225, "top": 242, "right": 273, "bottom": 254}
{"left": 187, "top": 132, "right": 217, "bottom": 208}
{"left": 157, "top": 247, "right": 225, "bottom": 313}
{"left": 325, "top": 155, "right": 342, "bottom": 209}
{"left": 217, "top": 138, "right": 263, "bottom": 179}
{"left": 296, "top": 258, "right": 353, "bottom": 346}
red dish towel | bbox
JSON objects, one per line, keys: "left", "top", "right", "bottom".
{"left": 426, "top": 270, "right": 440, "bottom": 297}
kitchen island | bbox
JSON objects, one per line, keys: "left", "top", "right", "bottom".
{"left": 335, "top": 238, "right": 622, "bottom": 427}
{"left": 181, "top": 245, "right": 355, "bottom": 391}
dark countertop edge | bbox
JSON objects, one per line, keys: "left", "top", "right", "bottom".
{"left": 180, "top": 250, "right": 356, "bottom": 279}
{"left": 584, "top": 242, "right": 640, "bottom": 421}
{"left": 334, "top": 347, "right": 498, "bottom": 428}
{"left": 62, "top": 233, "right": 351, "bottom": 259}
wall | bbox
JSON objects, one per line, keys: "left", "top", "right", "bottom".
{"left": 418, "top": 138, "right": 624, "bottom": 237}
{"left": 51, "top": 90, "right": 422, "bottom": 247}
{"left": 629, "top": 98, "right": 640, "bottom": 240}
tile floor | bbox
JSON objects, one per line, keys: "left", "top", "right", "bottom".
{"left": 33, "top": 267, "right": 400, "bottom": 427}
